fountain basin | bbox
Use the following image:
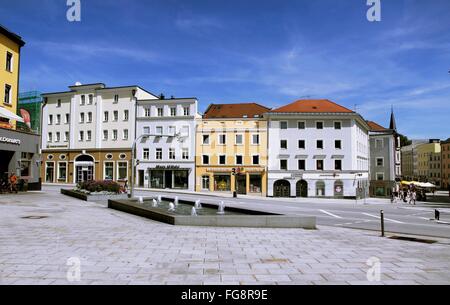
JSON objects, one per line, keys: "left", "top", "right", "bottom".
{"left": 108, "top": 198, "right": 316, "bottom": 229}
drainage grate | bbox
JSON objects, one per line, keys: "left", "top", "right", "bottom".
{"left": 389, "top": 236, "right": 437, "bottom": 244}
{"left": 21, "top": 216, "right": 49, "bottom": 220}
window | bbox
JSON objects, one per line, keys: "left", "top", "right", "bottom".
{"left": 203, "top": 135, "right": 210, "bottom": 145}
{"left": 117, "top": 162, "right": 128, "bottom": 181}
{"left": 236, "top": 155, "right": 243, "bottom": 165}
{"left": 298, "top": 121, "right": 305, "bottom": 129}
{"left": 104, "top": 162, "right": 114, "bottom": 180}
{"left": 334, "top": 122, "right": 342, "bottom": 130}
{"left": 87, "top": 112, "right": 92, "bottom": 123}
{"left": 376, "top": 158, "right": 384, "bottom": 167}
{"left": 183, "top": 106, "right": 190, "bottom": 116}
{"left": 252, "top": 134, "right": 260, "bottom": 145}
{"left": 80, "top": 95, "right": 85, "bottom": 105}
{"left": 182, "top": 148, "right": 189, "bottom": 160}
{"left": 218, "top": 134, "right": 226, "bottom": 145}
{"left": 124, "top": 110, "right": 129, "bottom": 121}
{"left": 55, "top": 114, "right": 61, "bottom": 125}
{"left": 79, "top": 131, "right": 84, "bottom": 141}
{"left": 88, "top": 95, "right": 93, "bottom": 105}
{"left": 335, "top": 160, "right": 342, "bottom": 170}
{"left": 143, "top": 148, "right": 149, "bottom": 160}
{"left": 103, "top": 111, "right": 109, "bottom": 122}
{"left": 144, "top": 108, "right": 150, "bottom": 117}
{"left": 143, "top": 127, "right": 150, "bottom": 135}
{"left": 48, "top": 132, "right": 53, "bottom": 143}
{"left": 335, "top": 140, "right": 342, "bottom": 149}
{"left": 253, "top": 155, "right": 260, "bottom": 165}
{"left": 377, "top": 173, "right": 384, "bottom": 181}
{"left": 280, "top": 140, "right": 287, "bottom": 149}
{"left": 317, "top": 140, "right": 324, "bottom": 149}
{"left": 156, "top": 148, "right": 162, "bottom": 160}
{"left": 114, "top": 95, "right": 119, "bottom": 103}
{"left": 157, "top": 108, "right": 163, "bottom": 117}
{"left": 123, "top": 129, "right": 129, "bottom": 140}
{"left": 170, "top": 107, "right": 177, "bottom": 116}
{"left": 202, "top": 155, "right": 210, "bottom": 165}
{"left": 6, "top": 52, "right": 13, "bottom": 72}
{"left": 113, "top": 111, "right": 118, "bottom": 121}
{"left": 87, "top": 130, "right": 92, "bottom": 141}
{"left": 156, "top": 126, "right": 163, "bottom": 135}
{"left": 297, "top": 160, "right": 305, "bottom": 170}
{"left": 280, "top": 160, "right": 288, "bottom": 170}
{"left": 112, "top": 130, "right": 118, "bottom": 141}
{"left": 376, "top": 139, "right": 383, "bottom": 148}
{"left": 280, "top": 121, "right": 288, "bottom": 129}
{"left": 56, "top": 132, "right": 60, "bottom": 142}
{"left": 316, "top": 121, "right": 324, "bottom": 129}
{"left": 168, "top": 126, "right": 176, "bottom": 136}
{"left": 4, "top": 84, "right": 11, "bottom": 104}
{"left": 180, "top": 126, "right": 189, "bottom": 137}
{"left": 48, "top": 115, "right": 53, "bottom": 125}
{"left": 298, "top": 140, "right": 305, "bottom": 149}
{"left": 64, "top": 132, "right": 69, "bottom": 142}
{"left": 202, "top": 176, "right": 210, "bottom": 190}
{"left": 235, "top": 134, "right": 243, "bottom": 145}
{"left": 218, "top": 155, "right": 226, "bottom": 165}
{"left": 169, "top": 148, "right": 175, "bottom": 160}
{"left": 316, "top": 160, "right": 324, "bottom": 171}
{"left": 79, "top": 113, "right": 85, "bottom": 123}
{"left": 65, "top": 114, "right": 70, "bottom": 124}
{"left": 58, "top": 162, "right": 67, "bottom": 181}
{"left": 57, "top": 99, "right": 61, "bottom": 107}
{"left": 103, "top": 130, "right": 108, "bottom": 141}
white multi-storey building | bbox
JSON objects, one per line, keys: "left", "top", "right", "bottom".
{"left": 135, "top": 97, "right": 198, "bottom": 191}
{"left": 41, "top": 83, "right": 157, "bottom": 184}
{"left": 266, "top": 99, "right": 370, "bottom": 199}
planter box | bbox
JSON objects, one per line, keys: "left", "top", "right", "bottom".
{"left": 61, "top": 189, "right": 128, "bottom": 203}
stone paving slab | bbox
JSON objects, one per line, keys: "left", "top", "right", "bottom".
{"left": 1, "top": 191, "right": 450, "bottom": 285}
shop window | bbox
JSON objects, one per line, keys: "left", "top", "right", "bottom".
{"left": 117, "top": 162, "right": 128, "bottom": 181}
{"left": 249, "top": 175, "right": 262, "bottom": 193}
{"left": 316, "top": 181, "right": 325, "bottom": 196}
{"left": 58, "top": 162, "right": 67, "bottom": 181}
{"left": 104, "top": 162, "right": 114, "bottom": 180}
{"left": 174, "top": 171, "right": 188, "bottom": 189}
{"left": 214, "top": 175, "right": 231, "bottom": 191}
{"left": 202, "top": 175, "right": 210, "bottom": 190}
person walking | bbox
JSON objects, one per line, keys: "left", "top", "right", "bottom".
{"left": 9, "top": 173, "right": 18, "bottom": 194}
{"left": 412, "top": 191, "right": 417, "bottom": 205}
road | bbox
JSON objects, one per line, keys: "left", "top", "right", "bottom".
{"left": 132, "top": 189, "right": 450, "bottom": 239}
{"left": 43, "top": 185, "right": 450, "bottom": 239}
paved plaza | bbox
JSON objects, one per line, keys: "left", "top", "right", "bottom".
{"left": 1, "top": 189, "right": 450, "bottom": 285}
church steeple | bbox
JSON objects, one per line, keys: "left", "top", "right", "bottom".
{"left": 389, "top": 106, "right": 397, "bottom": 131}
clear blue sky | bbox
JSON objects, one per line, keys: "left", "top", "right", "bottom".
{"left": 1, "top": 0, "right": 449, "bottom": 139}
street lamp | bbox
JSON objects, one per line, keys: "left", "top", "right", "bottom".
{"left": 129, "top": 132, "right": 182, "bottom": 199}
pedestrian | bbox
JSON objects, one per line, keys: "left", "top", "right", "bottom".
{"left": 412, "top": 191, "right": 417, "bottom": 205}
{"left": 9, "top": 173, "right": 18, "bottom": 194}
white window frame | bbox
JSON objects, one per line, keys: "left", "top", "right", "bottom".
{"left": 143, "top": 127, "right": 150, "bottom": 135}
{"left": 155, "top": 148, "right": 163, "bottom": 160}
{"left": 298, "top": 159, "right": 306, "bottom": 170}
{"left": 48, "top": 115, "right": 53, "bottom": 125}
{"left": 316, "top": 121, "right": 324, "bottom": 130}
{"left": 170, "top": 107, "right": 177, "bottom": 116}
{"left": 317, "top": 139, "right": 324, "bottom": 149}
{"left": 124, "top": 110, "right": 129, "bottom": 121}
{"left": 183, "top": 106, "right": 190, "bottom": 116}
{"left": 87, "top": 112, "right": 92, "bottom": 123}
{"left": 251, "top": 133, "right": 260, "bottom": 145}
{"left": 114, "top": 95, "right": 119, "bottom": 103}
{"left": 86, "top": 130, "right": 92, "bottom": 142}
{"left": 79, "top": 113, "right": 84, "bottom": 124}
{"left": 157, "top": 107, "right": 163, "bottom": 117}
{"left": 113, "top": 111, "right": 118, "bottom": 122}
{"left": 88, "top": 94, "right": 93, "bottom": 105}
{"left": 168, "top": 148, "right": 176, "bottom": 160}
{"left": 5, "top": 52, "right": 13, "bottom": 72}
{"left": 202, "top": 154, "right": 210, "bottom": 165}
{"left": 297, "top": 120, "right": 306, "bottom": 130}
{"left": 80, "top": 95, "right": 85, "bottom": 106}
{"left": 144, "top": 108, "right": 150, "bottom": 117}
{"left": 218, "top": 134, "right": 226, "bottom": 145}
{"left": 235, "top": 134, "right": 244, "bottom": 145}
{"left": 280, "top": 121, "right": 288, "bottom": 130}
{"left": 218, "top": 154, "right": 226, "bottom": 165}
{"left": 182, "top": 148, "right": 189, "bottom": 160}
{"left": 103, "top": 130, "right": 108, "bottom": 141}
{"left": 112, "top": 129, "right": 118, "bottom": 141}
{"left": 103, "top": 111, "right": 109, "bottom": 122}
{"left": 57, "top": 161, "right": 68, "bottom": 182}
{"left": 64, "top": 132, "right": 69, "bottom": 142}
{"left": 123, "top": 129, "right": 129, "bottom": 140}
{"left": 280, "top": 159, "right": 288, "bottom": 170}
{"left": 104, "top": 161, "right": 115, "bottom": 181}
{"left": 65, "top": 113, "right": 70, "bottom": 124}
{"left": 117, "top": 161, "right": 129, "bottom": 181}
{"left": 280, "top": 139, "right": 288, "bottom": 150}
{"left": 376, "top": 157, "right": 384, "bottom": 167}
{"left": 56, "top": 114, "right": 61, "bottom": 125}
{"left": 298, "top": 139, "right": 306, "bottom": 149}
{"left": 236, "top": 155, "right": 243, "bottom": 165}
{"left": 252, "top": 154, "right": 260, "bottom": 165}
{"left": 156, "top": 126, "right": 163, "bottom": 135}
{"left": 48, "top": 132, "right": 53, "bottom": 143}
{"left": 335, "top": 140, "right": 342, "bottom": 150}
{"left": 55, "top": 132, "right": 60, "bottom": 142}
{"left": 202, "top": 134, "right": 210, "bottom": 145}
{"left": 334, "top": 121, "right": 342, "bottom": 130}
{"left": 79, "top": 131, "right": 84, "bottom": 141}
{"left": 376, "top": 172, "right": 384, "bottom": 181}
{"left": 143, "top": 148, "right": 150, "bottom": 160}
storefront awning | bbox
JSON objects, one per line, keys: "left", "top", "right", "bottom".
{"left": 0, "top": 107, "right": 24, "bottom": 123}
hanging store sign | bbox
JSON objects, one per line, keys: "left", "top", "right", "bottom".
{"left": 0, "top": 136, "right": 21, "bottom": 145}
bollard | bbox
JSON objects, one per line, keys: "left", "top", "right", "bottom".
{"left": 435, "top": 209, "right": 440, "bottom": 221}
{"left": 380, "top": 210, "right": 385, "bottom": 237}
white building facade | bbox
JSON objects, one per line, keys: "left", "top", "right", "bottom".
{"left": 135, "top": 98, "right": 198, "bottom": 191}
{"left": 266, "top": 99, "right": 370, "bottom": 199}
{"left": 41, "top": 83, "right": 157, "bottom": 184}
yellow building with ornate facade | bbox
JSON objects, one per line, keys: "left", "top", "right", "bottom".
{"left": 195, "top": 103, "right": 270, "bottom": 196}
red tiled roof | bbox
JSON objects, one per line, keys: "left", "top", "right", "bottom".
{"left": 203, "top": 103, "right": 271, "bottom": 119}
{"left": 271, "top": 99, "right": 354, "bottom": 113}
{"left": 367, "top": 121, "right": 388, "bottom": 132}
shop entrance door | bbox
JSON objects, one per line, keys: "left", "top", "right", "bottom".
{"left": 46, "top": 162, "right": 54, "bottom": 183}
{"left": 236, "top": 175, "right": 247, "bottom": 195}
{"left": 138, "top": 170, "right": 144, "bottom": 187}
{"left": 164, "top": 170, "right": 172, "bottom": 189}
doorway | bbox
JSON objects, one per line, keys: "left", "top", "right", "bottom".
{"left": 138, "top": 170, "right": 144, "bottom": 187}
{"left": 164, "top": 170, "right": 172, "bottom": 189}
{"left": 274, "top": 180, "right": 291, "bottom": 197}
{"left": 236, "top": 175, "right": 247, "bottom": 195}
{"left": 296, "top": 180, "right": 308, "bottom": 197}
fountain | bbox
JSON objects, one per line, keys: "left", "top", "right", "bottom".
{"left": 174, "top": 196, "right": 179, "bottom": 206}
{"left": 157, "top": 195, "right": 162, "bottom": 203}
{"left": 152, "top": 199, "right": 158, "bottom": 207}
{"left": 168, "top": 202, "right": 175, "bottom": 212}
{"left": 191, "top": 207, "right": 198, "bottom": 216}
{"left": 217, "top": 201, "right": 225, "bottom": 215}
{"left": 137, "top": 196, "right": 144, "bottom": 204}
{"left": 194, "top": 200, "right": 202, "bottom": 209}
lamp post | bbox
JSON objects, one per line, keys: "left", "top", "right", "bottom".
{"left": 129, "top": 132, "right": 182, "bottom": 199}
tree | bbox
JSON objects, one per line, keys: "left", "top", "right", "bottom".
{"left": 399, "top": 134, "right": 412, "bottom": 147}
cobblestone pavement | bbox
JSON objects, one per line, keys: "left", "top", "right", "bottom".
{"left": 1, "top": 191, "right": 450, "bottom": 285}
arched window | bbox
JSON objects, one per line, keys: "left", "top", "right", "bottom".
{"left": 316, "top": 181, "right": 325, "bottom": 197}
{"left": 334, "top": 180, "right": 344, "bottom": 197}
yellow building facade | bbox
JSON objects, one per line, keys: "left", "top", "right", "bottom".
{"left": 0, "top": 25, "right": 23, "bottom": 129}
{"left": 195, "top": 103, "right": 269, "bottom": 196}
{"left": 417, "top": 141, "right": 441, "bottom": 185}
